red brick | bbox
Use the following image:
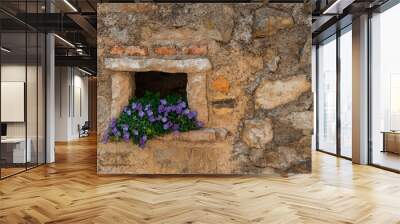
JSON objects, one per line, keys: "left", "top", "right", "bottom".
{"left": 110, "top": 45, "right": 124, "bottom": 55}
{"left": 185, "top": 45, "right": 208, "bottom": 56}
{"left": 154, "top": 46, "right": 177, "bottom": 56}
{"left": 125, "top": 46, "right": 148, "bottom": 56}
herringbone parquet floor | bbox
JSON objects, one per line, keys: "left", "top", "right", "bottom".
{"left": 1, "top": 136, "right": 400, "bottom": 224}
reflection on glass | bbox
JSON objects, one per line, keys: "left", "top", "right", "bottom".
{"left": 371, "top": 3, "right": 400, "bottom": 171}
{"left": 318, "top": 36, "right": 337, "bottom": 154}
{"left": 0, "top": 0, "right": 47, "bottom": 178}
{"left": 38, "top": 33, "right": 46, "bottom": 165}
{"left": 340, "top": 28, "right": 352, "bottom": 158}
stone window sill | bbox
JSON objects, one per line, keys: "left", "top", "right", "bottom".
{"left": 156, "top": 128, "right": 228, "bottom": 142}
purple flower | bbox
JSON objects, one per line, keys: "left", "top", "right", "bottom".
{"left": 196, "top": 121, "right": 204, "bottom": 128}
{"left": 123, "top": 132, "right": 130, "bottom": 142}
{"left": 156, "top": 115, "right": 162, "bottom": 121}
{"left": 146, "top": 110, "right": 153, "bottom": 117}
{"left": 126, "top": 109, "right": 132, "bottom": 116}
{"left": 102, "top": 132, "right": 109, "bottom": 144}
{"left": 139, "top": 135, "right": 147, "bottom": 148}
{"left": 148, "top": 116, "right": 156, "bottom": 123}
{"left": 183, "top": 109, "right": 190, "bottom": 115}
{"left": 187, "top": 111, "right": 197, "bottom": 119}
{"left": 138, "top": 110, "right": 145, "bottom": 118}
{"left": 110, "top": 118, "right": 117, "bottom": 128}
{"left": 122, "top": 124, "right": 129, "bottom": 132}
{"left": 160, "top": 99, "right": 167, "bottom": 105}
{"left": 163, "top": 124, "right": 169, "bottom": 130}
{"left": 163, "top": 122, "right": 171, "bottom": 130}
{"left": 161, "top": 117, "right": 168, "bottom": 123}
{"left": 136, "top": 103, "right": 143, "bottom": 111}
{"left": 179, "top": 101, "right": 187, "bottom": 109}
{"left": 172, "top": 124, "right": 180, "bottom": 131}
{"left": 175, "top": 106, "right": 183, "bottom": 114}
{"left": 112, "top": 127, "right": 118, "bottom": 135}
{"left": 158, "top": 105, "right": 165, "bottom": 113}
{"left": 133, "top": 129, "right": 139, "bottom": 136}
{"left": 144, "top": 104, "right": 151, "bottom": 111}
{"left": 131, "top": 102, "right": 137, "bottom": 110}
{"left": 164, "top": 106, "right": 171, "bottom": 113}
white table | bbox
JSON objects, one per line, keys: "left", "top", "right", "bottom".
{"left": 1, "top": 138, "right": 31, "bottom": 163}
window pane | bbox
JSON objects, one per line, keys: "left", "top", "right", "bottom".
{"left": 371, "top": 3, "right": 400, "bottom": 171}
{"left": 318, "top": 36, "right": 337, "bottom": 154}
{"left": 340, "top": 28, "right": 352, "bottom": 158}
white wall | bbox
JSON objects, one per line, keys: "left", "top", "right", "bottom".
{"left": 55, "top": 67, "right": 89, "bottom": 141}
{"left": 1, "top": 65, "right": 40, "bottom": 137}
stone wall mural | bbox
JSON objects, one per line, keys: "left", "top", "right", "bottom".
{"left": 97, "top": 3, "right": 312, "bottom": 175}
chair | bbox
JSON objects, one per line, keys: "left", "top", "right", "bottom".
{"left": 79, "top": 121, "right": 90, "bottom": 138}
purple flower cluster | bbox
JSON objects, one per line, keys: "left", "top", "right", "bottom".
{"left": 102, "top": 97, "right": 203, "bottom": 148}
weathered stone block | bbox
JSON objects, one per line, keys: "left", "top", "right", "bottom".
{"left": 104, "top": 58, "right": 212, "bottom": 74}
{"left": 111, "top": 72, "right": 134, "bottom": 118}
{"left": 157, "top": 128, "right": 227, "bottom": 142}
{"left": 253, "top": 7, "right": 294, "bottom": 37}
{"left": 242, "top": 118, "right": 273, "bottom": 149}
{"left": 187, "top": 73, "right": 209, "bottom": 125}
{"left": 283, "top": 111, "right": 313, "bottom": 130}
{"left": 255, "top": 75, "right": 311, "bottom": 110}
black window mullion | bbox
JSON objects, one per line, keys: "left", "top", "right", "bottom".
{"left": 24, "top": 0, "right": 28, "bottom": 171}
{"left": 336, "top": 29, "right": 341, "bottom": 157}
{"left": 316, "top": 44, "right": 320, "bottom": 151}
{"left": 0, "top": 22, "right": 2, "bottom": 179}
{"left": 36, "top": 0, "right": 39, "bottom": 167}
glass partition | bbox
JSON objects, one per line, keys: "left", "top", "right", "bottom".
{"left": 0, "top": 1, "right": 46, "bottom": 179}
{"left": 1, "top": 30, "right": 27, "bottom": 177}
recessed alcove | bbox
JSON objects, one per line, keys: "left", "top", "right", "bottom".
{"left": 134, "top": 71, "right": 188, "bottom": 98}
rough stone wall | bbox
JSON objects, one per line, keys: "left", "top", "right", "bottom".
{"left": 97, "top": 3, "right": 312, "bottom": 175}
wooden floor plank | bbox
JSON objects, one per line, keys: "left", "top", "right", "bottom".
{"left": 0, "top": 135, "right": 400, "bottom": 223}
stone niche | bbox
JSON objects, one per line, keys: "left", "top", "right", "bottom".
{"left": 97, "top": 3, "right": 312, "bottom": 175}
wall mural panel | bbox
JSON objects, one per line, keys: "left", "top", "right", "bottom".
{"left": 97, "top": 3, "right": 312, "bottom": 175}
